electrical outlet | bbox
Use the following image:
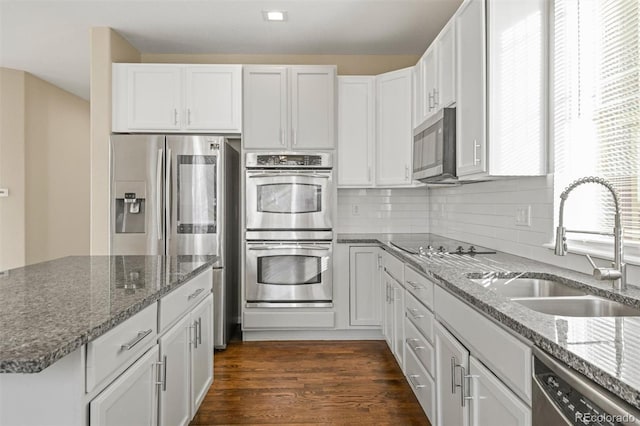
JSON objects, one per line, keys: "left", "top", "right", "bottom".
{"left": 515, "top": 205, "right": 531, "bottom": 227}
{"left": 352, "top": 204, "right": 360, "bottom": 216}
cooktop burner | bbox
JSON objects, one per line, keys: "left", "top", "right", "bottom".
{"left": 390, "top": 237, "right": 496, "bottom": 257}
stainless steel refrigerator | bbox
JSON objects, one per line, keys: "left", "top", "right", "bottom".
{"left": 111, "top": 134, "right": 239, "bottom": 349}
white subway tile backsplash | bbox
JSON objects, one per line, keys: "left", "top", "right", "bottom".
{"left": 337, "top": 188, "right": 429, "bottom": 233}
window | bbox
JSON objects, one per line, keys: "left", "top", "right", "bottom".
{"left": 553, "top": 0, "right": 640, "bottom": 251}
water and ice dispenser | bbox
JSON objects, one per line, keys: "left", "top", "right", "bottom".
{"left": 114, "top": 181, "right": 146, "bottom": 234}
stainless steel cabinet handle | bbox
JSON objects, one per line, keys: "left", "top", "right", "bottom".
{"left": 385, "top": 283, "right": 389, "bottom": 303}
{"left": 155, "top": 356, "right": 167, "bottom": 390}
{"left": 451, "top": 357, "right": 457, "bottom": 393}
{"left": 188, "top": 288, "right": 205, "bottom": 301}
{"left": 462, "top": 370, "right": 478, "bottom": 406}
{"left": 433, "top": 88, "right": 439, "bottom": 107}
{"left": 156, "top": 148, "right": 163, "bottom": 240}
{"left": 406, "top": 280, "right": 421, "bottom": 290}
{"left": 408, "top": 374, "right": 426, "bottom": 389}
{"left": 248, "top": 245, "right": 330, "bottom": 251}
{"left": 173, "top": 109, "right": 178, "bottom": 126}
{"left": 120, "top": 329, "right": 152, "bottom": 351}
{"left": 377, "top": 254, "right": 382, "bottom": 270}
{"left": 187, "top": 108, "right": 191, "bottom": 125}
{"left": 405, "top": 165, "right": 410, "bottom": 180}
{"left": 428, "top": 92, "right": 434, "bottom": 111}
{"left": 165, "top": 149, "right": 172, "bottom": 245}
{"left": 191, "top": 321, "right": 198, "bottom": 349}
{"left": 406, "top": 308, "right": 425, "bottom": 319}
{"left": 247, "top": 173, "right": 331, "bottom": 179}
{"left": 473, "top": 140, "right": 481, "bottom": 165}
{"left": 197, "top": 317, "right": 202, "bottom": 345}
{"left": 406, "top": 338, "right": 425, "bottom": 352}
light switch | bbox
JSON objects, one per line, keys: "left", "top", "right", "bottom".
{"left": 352, "top": 204, "right": 360, "bottom": 216}
{"left": 515, "top": 205, "right": 531, "bottom": 226}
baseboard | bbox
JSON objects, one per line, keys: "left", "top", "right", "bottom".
{"left": 242, "top": 329, "right": 384, "bottom": 341}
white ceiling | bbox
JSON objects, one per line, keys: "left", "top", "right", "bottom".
{"left": 0, "top": 0, "right": 462, "bottom": 100}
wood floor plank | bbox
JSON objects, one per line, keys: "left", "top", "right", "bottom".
{"left": 190, "top": 340, "right": 431, "bottom": 425}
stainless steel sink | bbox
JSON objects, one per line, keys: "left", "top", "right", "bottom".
{"left": 515, "top": 296, "right": 640, "bottom": 317}
{"left": 469, "top": 277, "right": 588, "bottom": 298}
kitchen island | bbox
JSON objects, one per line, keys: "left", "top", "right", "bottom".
{"left": 0, "top": 255, "right": 217, "bottom": 426}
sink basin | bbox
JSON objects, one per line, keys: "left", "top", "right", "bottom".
{"left": 470, "top": 277, "right": 588, "bottom": 298}
{"left": 515, "top": 296, "right": 640, "bottom": 317}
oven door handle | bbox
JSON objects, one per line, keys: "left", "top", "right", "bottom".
{"left": 247, "top": 173, "right": 331, "bottom": 179}
{"left": 248, "top": 245, "right": 331, "bottom": 251}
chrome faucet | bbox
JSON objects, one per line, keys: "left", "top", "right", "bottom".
{"left": 554, "top": 176, "right": 627, "bottom": 291}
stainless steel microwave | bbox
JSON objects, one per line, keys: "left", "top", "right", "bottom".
{"left": 412, "top": 108, "right": 456, "bottom": 183}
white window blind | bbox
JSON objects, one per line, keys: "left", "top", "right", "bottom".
{"left": 554, "top": 0, "right": 640, "bottom": 243}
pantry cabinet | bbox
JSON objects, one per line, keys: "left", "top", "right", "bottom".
{"left": 113, "top": 64, "right": 242, "bottom": 133}
{"left": 243, "top": 65, "right": 336, "bottom": 150}
{"left": 376, "top": 68, "right": 413, "bottom": 186}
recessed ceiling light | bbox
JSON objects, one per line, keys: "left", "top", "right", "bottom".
{"left": 263, "top": 10, "right": 287, "bottom": 22}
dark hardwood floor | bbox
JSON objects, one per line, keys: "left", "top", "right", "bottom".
{"left": 190, "top": 340, "right": 431, "bottom": 425}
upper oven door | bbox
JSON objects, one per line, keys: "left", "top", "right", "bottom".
{"left": 413, "top": 113, "right": 444, "bottom": 180}
{"left": 245, "top": 170, "right": 333, "bottom": 230}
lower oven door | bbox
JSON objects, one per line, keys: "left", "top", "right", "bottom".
{"left": 246, "top": 241, "right": 333, "bottom": 307}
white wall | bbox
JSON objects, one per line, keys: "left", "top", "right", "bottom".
{"left": 428, "top": 176, "right": 640, "bottom": 285}
{"left": 337, "top": 188, "right": 429, "bottom": 233}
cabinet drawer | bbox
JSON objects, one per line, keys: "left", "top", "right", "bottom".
{"left": 86, "top": 302, "right": 158, "bottom": 393}
{"left": 159, "top": 269, "right": 213, "bottom": 332}
{"left": 405, "top": 291, "right": 434, "bottom": 343}
{"left": 435, "top": 286, "right": 532, "bottom": 403}
{"left": 404, "top": 266, "right": 434, "bottom": 310}
{"left": 382, "top": 251, "right": 403, "bottom": 284}
{"left": 404, "top": 319, "right": 435, "bottom": 377}
{"left": 405, "top": 346, "right": 436, "bottom": 422}
{"left": 243, "top": 311, "right": 335, "bottom": 329}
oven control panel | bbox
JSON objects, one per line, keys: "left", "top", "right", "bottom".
{"left": 246, "top": 152, "right": 332, "bottom": 168}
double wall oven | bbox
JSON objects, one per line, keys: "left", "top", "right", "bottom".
{"left": 245, "top": 153, "right": 334, "bottom": 308}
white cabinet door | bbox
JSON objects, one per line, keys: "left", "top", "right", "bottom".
{"left": 89, "top": 346, "right": 159, "bottom": 426}
{"left": 422, "top": 46, "right": 438, "bottom": 120}
{"left": 126, "top": 65, "right": 182, "bottom": 131}
{"left": 190, "top": 294, "right": 214, "bottom": 415}
{"left": 412, "top": 64, "right": 422, "bottom": 129}
{"left": 349, "top": 246, "right": 381, "bottom": 326}
{"left": 291, "top": 67, "right": 335, "bottom": 149}
{"left": 243, "top": 66, "right": 288, "bottom": 149}
{"left": 159, "top": 314, "right": 191, "bottom": 426}
{"left": 456, "top": 0, "right": 486, "bottom": 177}
{"left": 375, "top": 68, "right": 413, "bottom": 186}
{"left": 392, "top": 280, "right": 405, "bottom": 370}
{"left": 338, "top": 76, "right": 375, "bottom": 187}
{"left": 438, "top": 19, "right": 456, "bottom": 108}
{"left": 435, "top": 322, "right": 470, "bottom": 426}
{"left": 469, "top": 356, "right": 531, "bottom": 426}
{"left": 383, "top": 275, "right": 394, "bottom": 349}
{"left": 184, "top": 65, "right": 242, "bottom": 132}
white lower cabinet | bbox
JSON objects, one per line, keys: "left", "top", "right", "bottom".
{"left": 383, "top": 268, "right": 405, "bottom": 370}
{"left": 159, "top": 294, "right": 214, "bottom": 426}
{"left": 90, "top": 346, "right": 159, "bottom": 426}
{"left": 435, "top": 322, "right": 470, "bottom": 426}
{"left": 405, "top": 343, "right": 437, "bottom": 421}
{"left": 349, "top": 246, "right": 381, "bottom": 326}
{"left": 469, "top": 356, "right": 531, "bottom": 426}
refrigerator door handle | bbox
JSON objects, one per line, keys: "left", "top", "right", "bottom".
{"left": 156, "top": 148, "right": 163, "bottom": 240}
{"left": 166, "top": 148, "right": 172, "bottom": 249}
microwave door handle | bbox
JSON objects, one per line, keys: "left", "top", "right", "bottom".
{"left": 166, "top": 148, "right": 172, "bottom": 251}
{"left": 156, "top": 148, "right": 163, "bottom": 240}
{"left": 248, "top": 173, "right": 330, "bottom": 179}
{"left": 248, "top": 246, "right": 330, "bottom": 251}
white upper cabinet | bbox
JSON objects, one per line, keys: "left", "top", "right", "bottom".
{"left": 184, "top": 66, "right": 242, "bottom": 132}
{"left": 456, "top": 0, "right": 487, "bottom": 177}
{"left": 421, "top": 46, "right": 438, "bottom": 122}
{"left": 243, "top": 66, "right": 288, "bottom": 149}
{"left": 113, "top": 64, "right": 242, "bottom": 133}
{"left": 456, "top": 0, "right": 547, "bottom": 179}
{"left": 437, "top": 20, "right": 456, "bottom": 109}
{"left": 337, "top": 76, "right": 375, "bottom": 187}
{"left": 376, "top": 67, "right": 413, "bottom": 186}
{"left": 243, "top": 65, "right": 336, "bottom": 150}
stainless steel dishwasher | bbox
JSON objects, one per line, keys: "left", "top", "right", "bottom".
{"left": 533, "top": 348, "right": 640, "bottom": 425}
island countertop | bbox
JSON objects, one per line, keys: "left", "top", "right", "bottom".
{"left": 0, "top": 255, "right": 218, "bottom": 374}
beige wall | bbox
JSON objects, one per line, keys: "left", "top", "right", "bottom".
{"left": 0, "top": 69, "right": 26, "bottom": 271}
{"left": 0, "top": 68, "right": 90, "bottom": 269}
{"left": 141, "top": 53, "right": 419, "bottom": 75}
{"left": 89, "top": 27, "right": 140, "bottom": 255}
{"left": 24, "top": 74, "right": 90, "bottom": 264}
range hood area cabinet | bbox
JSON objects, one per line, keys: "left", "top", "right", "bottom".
{"left": 455, "top": 0, "right": 548, "bottom": 179}
{"left": 337, "top": 68, "right": 418, "bottom": 188}
{"left": 112, "top": 64, "right": 242, "bottom": 133}
{"left": 242, "top": 65, "right": 336, "bottom": 150}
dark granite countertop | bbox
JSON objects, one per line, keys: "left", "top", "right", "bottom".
{"left": 338, "top": 233, "right": 640, "bottom": 409}
{"left": 0, "top": 255, "right": 218, "bottom": 373}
